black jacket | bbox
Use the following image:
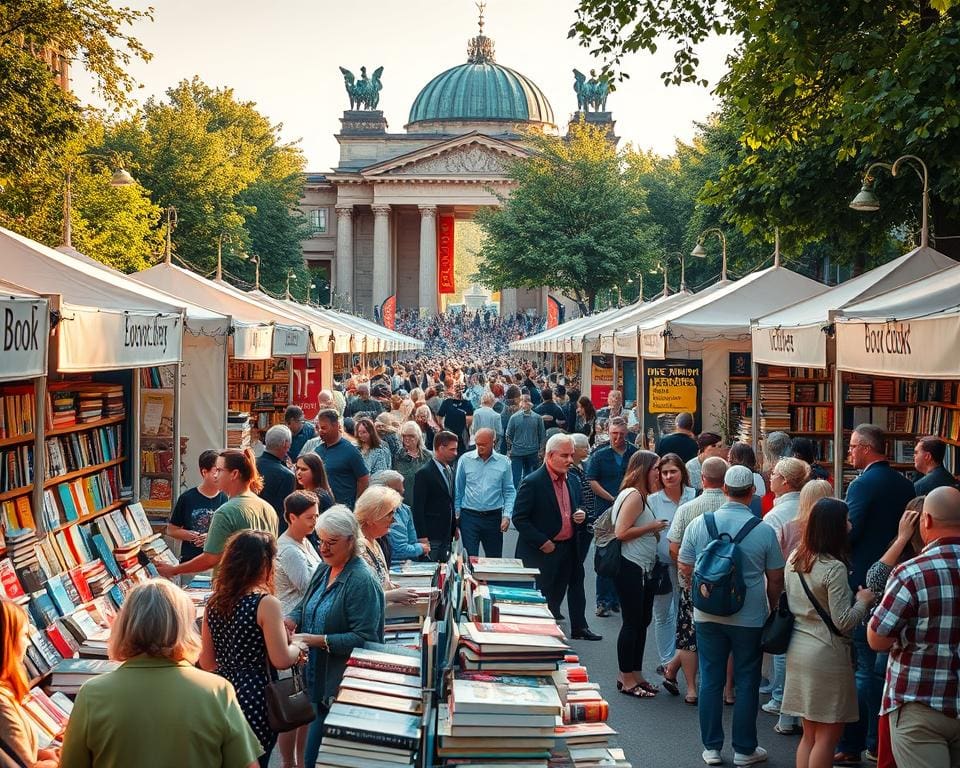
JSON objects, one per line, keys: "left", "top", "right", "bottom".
{"left": 512, "top": 465, "right": 584, "bottom": 565}
{"left": 411, "top": 460, "right": 456, "bottom": 548}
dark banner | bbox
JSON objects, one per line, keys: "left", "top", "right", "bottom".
{"left": 546, "top": 295, "right": 562, "bottom": 329}
{"left": 380, "top": 295, "right": 397, "bottom": 330}
{"left": 438, "top": 213, "right": 456, "bottom": 294}
{"left": 642, "top": 358, "right": 703, "bottom": 449}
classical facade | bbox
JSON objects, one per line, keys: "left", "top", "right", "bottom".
{"left": 299, "top": 20, "right": 614, "bottom": 318}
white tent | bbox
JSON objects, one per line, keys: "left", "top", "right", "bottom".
{"left": 310, "top": 305, "right": 423, "bottom": 353}
{"left": 0, "top": 282, "right": 49, "bottom": 382}
{"left": 510, "top": 305, "right": 623, "bottom": 353}
{"left": 752, "top": 246, "right": 956, "bottom": 368}
{"left": 835, "top": 263, "right": 960, "bottom": 379}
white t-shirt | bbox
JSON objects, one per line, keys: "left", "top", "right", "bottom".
{"left": 611, "top": 488, "right": 657, "bottom": 571}
{"left": 275, "top": 532, "right": 321, "bottom": 615}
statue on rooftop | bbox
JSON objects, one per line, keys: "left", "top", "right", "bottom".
{"left": 339, "top": 65, "right": 384, "bottom": 110}
{"left": 573, "top": 68, "right": 609, "bottom": 112}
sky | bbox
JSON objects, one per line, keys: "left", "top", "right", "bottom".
{"left": 73, "top": 0, "right": 734, "bottom": 171}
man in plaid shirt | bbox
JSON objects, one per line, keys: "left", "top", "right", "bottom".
{"left": 868, "top": 485, "right": 960, "bottom": 767}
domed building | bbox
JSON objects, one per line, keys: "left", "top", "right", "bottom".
{"left": 300, "top": 19, "right": 613, "bottom": 318}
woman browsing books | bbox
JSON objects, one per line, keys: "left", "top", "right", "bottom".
{"left": 200, "top": 531, "right": 307, "bottom": 768}
{"left": 58, "top": 581, "right": 262, "bottom": 768}
{"left": 354, "top": 486, "right": 421, "bottom": 605}
{"left": 284, "top": 506, "right": 385, "bottom": 768}
{"left": 0, "top": 600, "right": 59, "bottom": 768}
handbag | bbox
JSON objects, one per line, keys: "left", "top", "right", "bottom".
{"left": 648, "top": 559, "right": 673, "bottom": 596}
{"left": 265, "top": 664, "right": 316, "bottom": 733}
{"left": 593, "top": 489, "right": 634, "bottom": 579}
{"left": 760, "top": 591, "right": 794, "bottom": 654}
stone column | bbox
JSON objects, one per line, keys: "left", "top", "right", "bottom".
{"left": 334, "top": 205, "right": 354, "bottom": 309}
{"left": 501, "top": 287, "right": 518, "bottom": 317}
{"left": 372, "top": 204, "right": 392, "bottom": 313}
{"left": 418, "top": 204, "right": 438, "bottom": 316}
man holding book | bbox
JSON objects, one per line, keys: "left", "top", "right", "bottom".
{"left": 512, "top": 433, "right": 601, "bottom": 642}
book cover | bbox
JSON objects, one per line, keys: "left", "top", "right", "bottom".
{"left": 15, "top": 496, "right": 35, "bottom": 529}
{"left": 28, "top": 591, "right": 59, "bottom": 628}
{"left": 126, "top": 502, "right": 153, "bottom": 540}
{"left": 44, "top": 574, "right": 76, "bottom": 616}
{"left": 323, "top": 703, "right": 421, "bottom": 751}
{"left": 45, "top": 620, "right": 80, "bottom": 658}
{"left": 91, "top": 534, "right": 122, "bottom": 581}
{"left": 56, "top": 484, "right": 78, "bottom": 522}
{"left": 108, "top": 510, "right": 137, "bottom": 545}
{"left": 334, "top": 688, "right": 422, "bottom": 715}
{"left": 0, "top": 557, "right": 26, "bottom": 599}
{"left": 451, "top": 678, "right": 562, "bottom": 715}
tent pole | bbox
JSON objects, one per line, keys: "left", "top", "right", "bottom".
{"left": 833, "top": 364, "right": 843, "bottom": 499}
{"left": 750, "top": 359, "right": 760, "bottom": 451}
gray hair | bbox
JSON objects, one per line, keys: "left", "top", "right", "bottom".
{"left": 570, "top": 432, "right": 590, "bottom": 451}
{"left": 854, "top": 423, "right": 885, "bottom": 453}
{"left": 315, "top": 504, "right": 362, "bottom": 557}
{"left": 370, "top": 469, "right": 404, "bottom": 488}
{"left": 264, "top": 424, "right": 292, "bottom": 451}
{"left": 480, "top": 390, "right": 495, "bottom": 406}
{"left": 545, "top": 432, "right": 574, "bottom": 454}
{"left": 763, "top": 431, "right": 793, "bottom": 468}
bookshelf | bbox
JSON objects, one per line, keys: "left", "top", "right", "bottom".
{"left": 138, "top": 366, "right": 181, "bottom": 523}
{"left": 0, "top": 384, "right": 40, "bottom": 552}
{"left": 228, "top": 357, "right": 291, "bottom": 439}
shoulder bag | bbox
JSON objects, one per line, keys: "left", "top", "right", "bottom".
{"left": 760, "top": 591, "right": 794, "bottom": 654}
{"left": 648, "top": 558, "right": 673, "bottom": 596}
{"left": 593, "top": 489, "right": 635, "bottom": 578}
{"left": 265, "top": 663, "right": 316, "bottom": 733}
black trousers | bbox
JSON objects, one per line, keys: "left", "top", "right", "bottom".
{"left": 535, "top": 538, "right": 587, "bottom": 632}
{"left": 614, "top": 556, "right": 655, "bottom": 673}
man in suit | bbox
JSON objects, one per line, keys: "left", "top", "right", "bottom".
{"left": 835, "top": 423, "right": 916, "bottom": 766}
{"left": 412, "top": 430, "right": 459, "bottom": 562}
{"left": 513, "top": 433, "right": 602, "bottom": 641}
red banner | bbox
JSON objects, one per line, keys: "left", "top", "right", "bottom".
{"left": 292, "top": 355, "right": 323, "bottom": 421}
{"left": 547, "top": 295, "right": 561, "bottom": 329}
{"left": 438, "top": 213, "right": 456, "bottom": 294}
{"left": 381, "top": 295, "right": 397, "bottom": 330}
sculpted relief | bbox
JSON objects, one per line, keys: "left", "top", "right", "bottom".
{"left": 390, "top": 144, "right": 512, "bottom": 176}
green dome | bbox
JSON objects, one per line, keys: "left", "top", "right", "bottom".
{"left": 407, "top": 36, "right": 555, "bottom": 127}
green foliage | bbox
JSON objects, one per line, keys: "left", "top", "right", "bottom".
{"left": 0, "top": 117, "right": 162, "bottom": 271}
{"left": 570, "top": 1, "right": 960, "bottom": 263}
{"left": 474, "top": 121, "right": 659, "bottom": 313}
{"left": 106, "top": 78, "right": 309, "bottom": 289}
{"left": 0, "top": 0, "right": 152, "bottom": 180}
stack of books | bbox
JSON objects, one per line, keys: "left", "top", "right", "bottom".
{"left": 469, "top": 556, "right": 539, "bottom": 587}
{"left": 48, "top": 658, "right": 119, "bottom": 694}
{"left": 316, "top": 643, "right": 423, "bottom": 768}
{"left": 226, "top": 411, "right": 251, "bottom": 448}
{"left": 46, "top": 390, "right": 77, "bottom": 429}
{"left": 76, "top": 390, "right": 104, "bottom": 423}
{"left": 758, "top": 381, "right": 791, "bottom": 434}
{"left": 20, "top": 688, "right": 72, "bottom": 748}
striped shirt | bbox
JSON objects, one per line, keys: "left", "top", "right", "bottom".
{"left": 870, "top": 537, "right": 960, "bottom": 717}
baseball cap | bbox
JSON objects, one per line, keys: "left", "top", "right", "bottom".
{"left": 724, "top": 465, "right": 755, "bottom": 490}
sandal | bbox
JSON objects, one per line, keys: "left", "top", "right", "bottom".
{"left": 684, "top": 696, "right": 699, "bottom": 706}
{"left": 637, "top": 681, "right": 659, "bottom": 695}
{"left": 616, "top": 681, "right": 623, "bottom": 691}
{"left": 724, "top": 693, "right": 736, "bottom": 706}
{"left": 620, "top": 684, "right": 657, "bottom": 698}
{"left": 661, "top": 674, "right": 680, "bottom": 696}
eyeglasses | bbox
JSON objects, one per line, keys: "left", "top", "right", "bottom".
{"left": 318, "top": 537, "right": 343, "bottom": 550}
{"left": 848, "top": 442, "right": 864, "bottom": 452}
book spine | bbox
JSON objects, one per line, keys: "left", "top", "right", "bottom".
{"left": 346, "top": 659, "right": 419, "bottom": 677}
{"left": 321, "top": 724, "right": 417, "bottom": 751}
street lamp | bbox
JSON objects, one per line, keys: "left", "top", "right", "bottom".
{"left": 651, "top": 251, "right": 689, "bottom": 296}
{"left": 62, "top": 153, "right": 137, "bottom": 249}
{"left": 285, "top": 269, "right": 297, "bottom": 300}
{"left": 240, "top": 252, "right": 260, "bottom": 290}
{"left": 849, "top": 154, "right": 930, "bottom": 247}
{"left": 691, "top": 228, "right": 728, "bottom": 281}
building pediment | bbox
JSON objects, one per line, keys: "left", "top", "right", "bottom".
{"left": 360, "top": 132, "right": 528, "bottom": 179}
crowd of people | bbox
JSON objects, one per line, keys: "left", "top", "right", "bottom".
{"left": 394, "top": 308, "right": 544, "bottom": 357}
{"left": 1, "top": 350, "right": 959, "bottom": 768}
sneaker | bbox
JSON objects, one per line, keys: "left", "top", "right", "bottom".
{"left": 733, "top": 747, "right": 768, "bottom": 766}
{"left": 863, "top": 750, "right": 878, "bottom": 763}
{"left": 773, "top": 723, "right": 801, "bottom": 735}
{"left": 760, "top": 699, "right": 781, "bottom": 714}
{"left": 595, "top": 604, "right": 611, "bottom": 618}
{"left": 702, "top": 748, "right": 723, "bottom": 766}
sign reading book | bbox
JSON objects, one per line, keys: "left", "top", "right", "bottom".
{"left": 0, "top": 296, "right": 48, "bottom": 380}
{"left": 836, "top": 315, "right": 960, "bottom": 378}
{"left": 232, "top": 323, "right": 273, "bottom": 360}
{"left": 58, "top": 305, "right": 183, "bottom": 371}
{"left": 642, "top": 358, "right": 702, "bottom": 447}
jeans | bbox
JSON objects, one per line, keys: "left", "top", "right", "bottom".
{"left": 652, "top": 567, "right": 679, "bottom": 666}
{"left": 696, "top": 621, "right": 763, "bottom": 755}
{"left": 839, "top": 633, "right": 882, "bottom": 754}
{"left": 770, "top": 652, "right": 800, "bottom": 728}
{"left": 511, "top": 453, "right": 540, "bottom": 488}
{"left": 304, "top": 703, "right": 327, "bottom": 768}
{"left": 459, "top": 510, "right": 503, "bottom": 558}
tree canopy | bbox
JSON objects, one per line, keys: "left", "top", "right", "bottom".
{"left": 474, "top": 121, "right": 659, "bottom": 314}
{"left": 570, "top": 0, "right": 960, "bottom": 263}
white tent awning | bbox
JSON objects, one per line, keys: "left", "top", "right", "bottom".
{"left": 0, "top": 282, "right": 49, "bottom": 380}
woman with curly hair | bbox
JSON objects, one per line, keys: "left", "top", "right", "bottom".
{"left": 200, "top": 530, "right": 307, "bottom": 768}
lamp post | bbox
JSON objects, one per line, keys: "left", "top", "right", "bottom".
{"left": 849, "top": 154, "right": 930, "bottom": 248}
{"left": 62, "top": 154, "right": 136, "bottom": 249}
{"left": 215, "top": 233, "right": 228, "bottom": 280}
{"left": 285, "top": 270, "right": 297, "bottom": 300}
{"left": 691, "top": 228, "right": 728, "bottom": 281}
{"left": 162, "top": 207, "right": 178, "bottom": 264}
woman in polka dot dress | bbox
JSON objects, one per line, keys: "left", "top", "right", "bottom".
{"left": 201, "top": 530, "right": 308, "bottom": 768}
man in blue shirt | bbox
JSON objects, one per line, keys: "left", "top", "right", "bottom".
{"left": 313, "top": 408, "right": 369, "bottom": 508}
{"left": 284, "top": 405, "right": 315, "bottom": 460}
{"left": 678, "top": 465, "right": 785, "bottom": 767}
{"left": 585, "top": 417, "right": 637, "bottom": 616}
{"left": 455, "top": 428, "right": 517, "bottom": 558}
{"left": 505, "top": 394, "right": 545, "bottom": 488}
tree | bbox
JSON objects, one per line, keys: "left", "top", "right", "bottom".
{"left": 570, "top": 1, "right": 960, "bottom": 262}
{"left": 0, "top": 116, "right": 163, "bottom": 271}
{"left": 0, "top": 0, "right": 152, "bottom": 180}
{"left": 475, "top": 121, "right": 658, "bottom": 314}
{"left": 106, "top": 78, "right": 309, "bottom": 290}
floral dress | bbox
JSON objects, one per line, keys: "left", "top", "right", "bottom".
{"left": 207, "top": 592, "right": 277, "bottom": 753}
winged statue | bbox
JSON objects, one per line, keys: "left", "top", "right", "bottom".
{"left": 339, "top": 65, "right": 384, "bottom": 110}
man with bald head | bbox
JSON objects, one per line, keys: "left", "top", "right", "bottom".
{"left": 454, "top": 427, "right": 516, "bottom": 558}
{"left": 868, "top": 485, "right": 960, "bottom": 767}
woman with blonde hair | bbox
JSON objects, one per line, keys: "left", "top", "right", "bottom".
{"left": 1, "top": 601, "right": 59, "bottom": 768}
{"left": 780, "top": 478, "right": 833, "bottom": 557}
{"left": 201, "top": 531, "right": 308, "bottom": 767}
{"left": 393, "top": 421, "right": 432, "bottom": 509}
{"left": 59, "top": 581, "right": 262, "bottom": 768}
{"left": 353, "top": 486, "right": 420, "bottom": 606}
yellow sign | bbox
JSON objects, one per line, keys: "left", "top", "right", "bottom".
{"left": 647, "top": 371, "right": 700, "bottom": 414}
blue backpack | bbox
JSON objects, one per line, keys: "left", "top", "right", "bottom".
{"left": 692, "top": 513, "right": 762, "bottom": 616}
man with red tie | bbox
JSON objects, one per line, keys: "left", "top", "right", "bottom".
{"left": 513, "top": 433, "right": 602, "bottom": 641}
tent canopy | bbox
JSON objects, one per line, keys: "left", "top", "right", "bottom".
{"left": 510, "top": 304, "right": 623, "bottom": 352}
{"left": 835, "top": 263, "right": 960, "bottom": 378}
{"left": 752, "top": 246, "right": 956, "bottom": 368}
{"left": 638, "top": 266, "right": 827, "bottom": 359}
{"left": 307, "top": 304, "right": 424, "bottom": 353}
{"left": 0, "top": 281, "right": 49, "bottom": 381}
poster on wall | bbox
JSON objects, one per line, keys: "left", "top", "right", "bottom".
{"left": 292, "top": 355, "right": 323, "bottom": 421}
{"left": 642, "top": 359, "right": 702, "bottom": 449}
{"left": 590, "top": 355, "right": 617, "bottom": 407}
{"left": 437, "top": 214, "right": 456, "bottom": 294}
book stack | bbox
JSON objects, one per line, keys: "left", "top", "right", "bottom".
{"left": 458, "top": 619, "right": 570, "bottom": 675}
{"left": 47, "top": 390, "right": 77, "bottom": 429}
{"left": 758, "top": 381, "right": 791, "bottom": 434}
{"left": 226, "top": 411, "right": 251, "bottom": 449}
{"left": 844, "top": 381, "right": 872, "bottom": 404}
{"left": 48, "top": 658, "right": 120, "bottom": 694}
{"left": 20, "top": 688, "right": 73, "bottom": 748}
{"left": 0, "top": 386, "right": 35, "bottom": 439}
{"left": 470, "top": 584, "right": 550, "bottom": 627}
{"left": 469, "top": 556, "right": 539, "bottom": 587}
{"left": 316, "top": 643, "right": 423, "bottom": 768}
{"left": 7, "top": 528, "right": 42, "bottom": 594}
{"left": 140, "top": 533, "right": 178, "bottom": 568}
{"left": 76, "top": 390, "right": 104, "bottom": 423}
